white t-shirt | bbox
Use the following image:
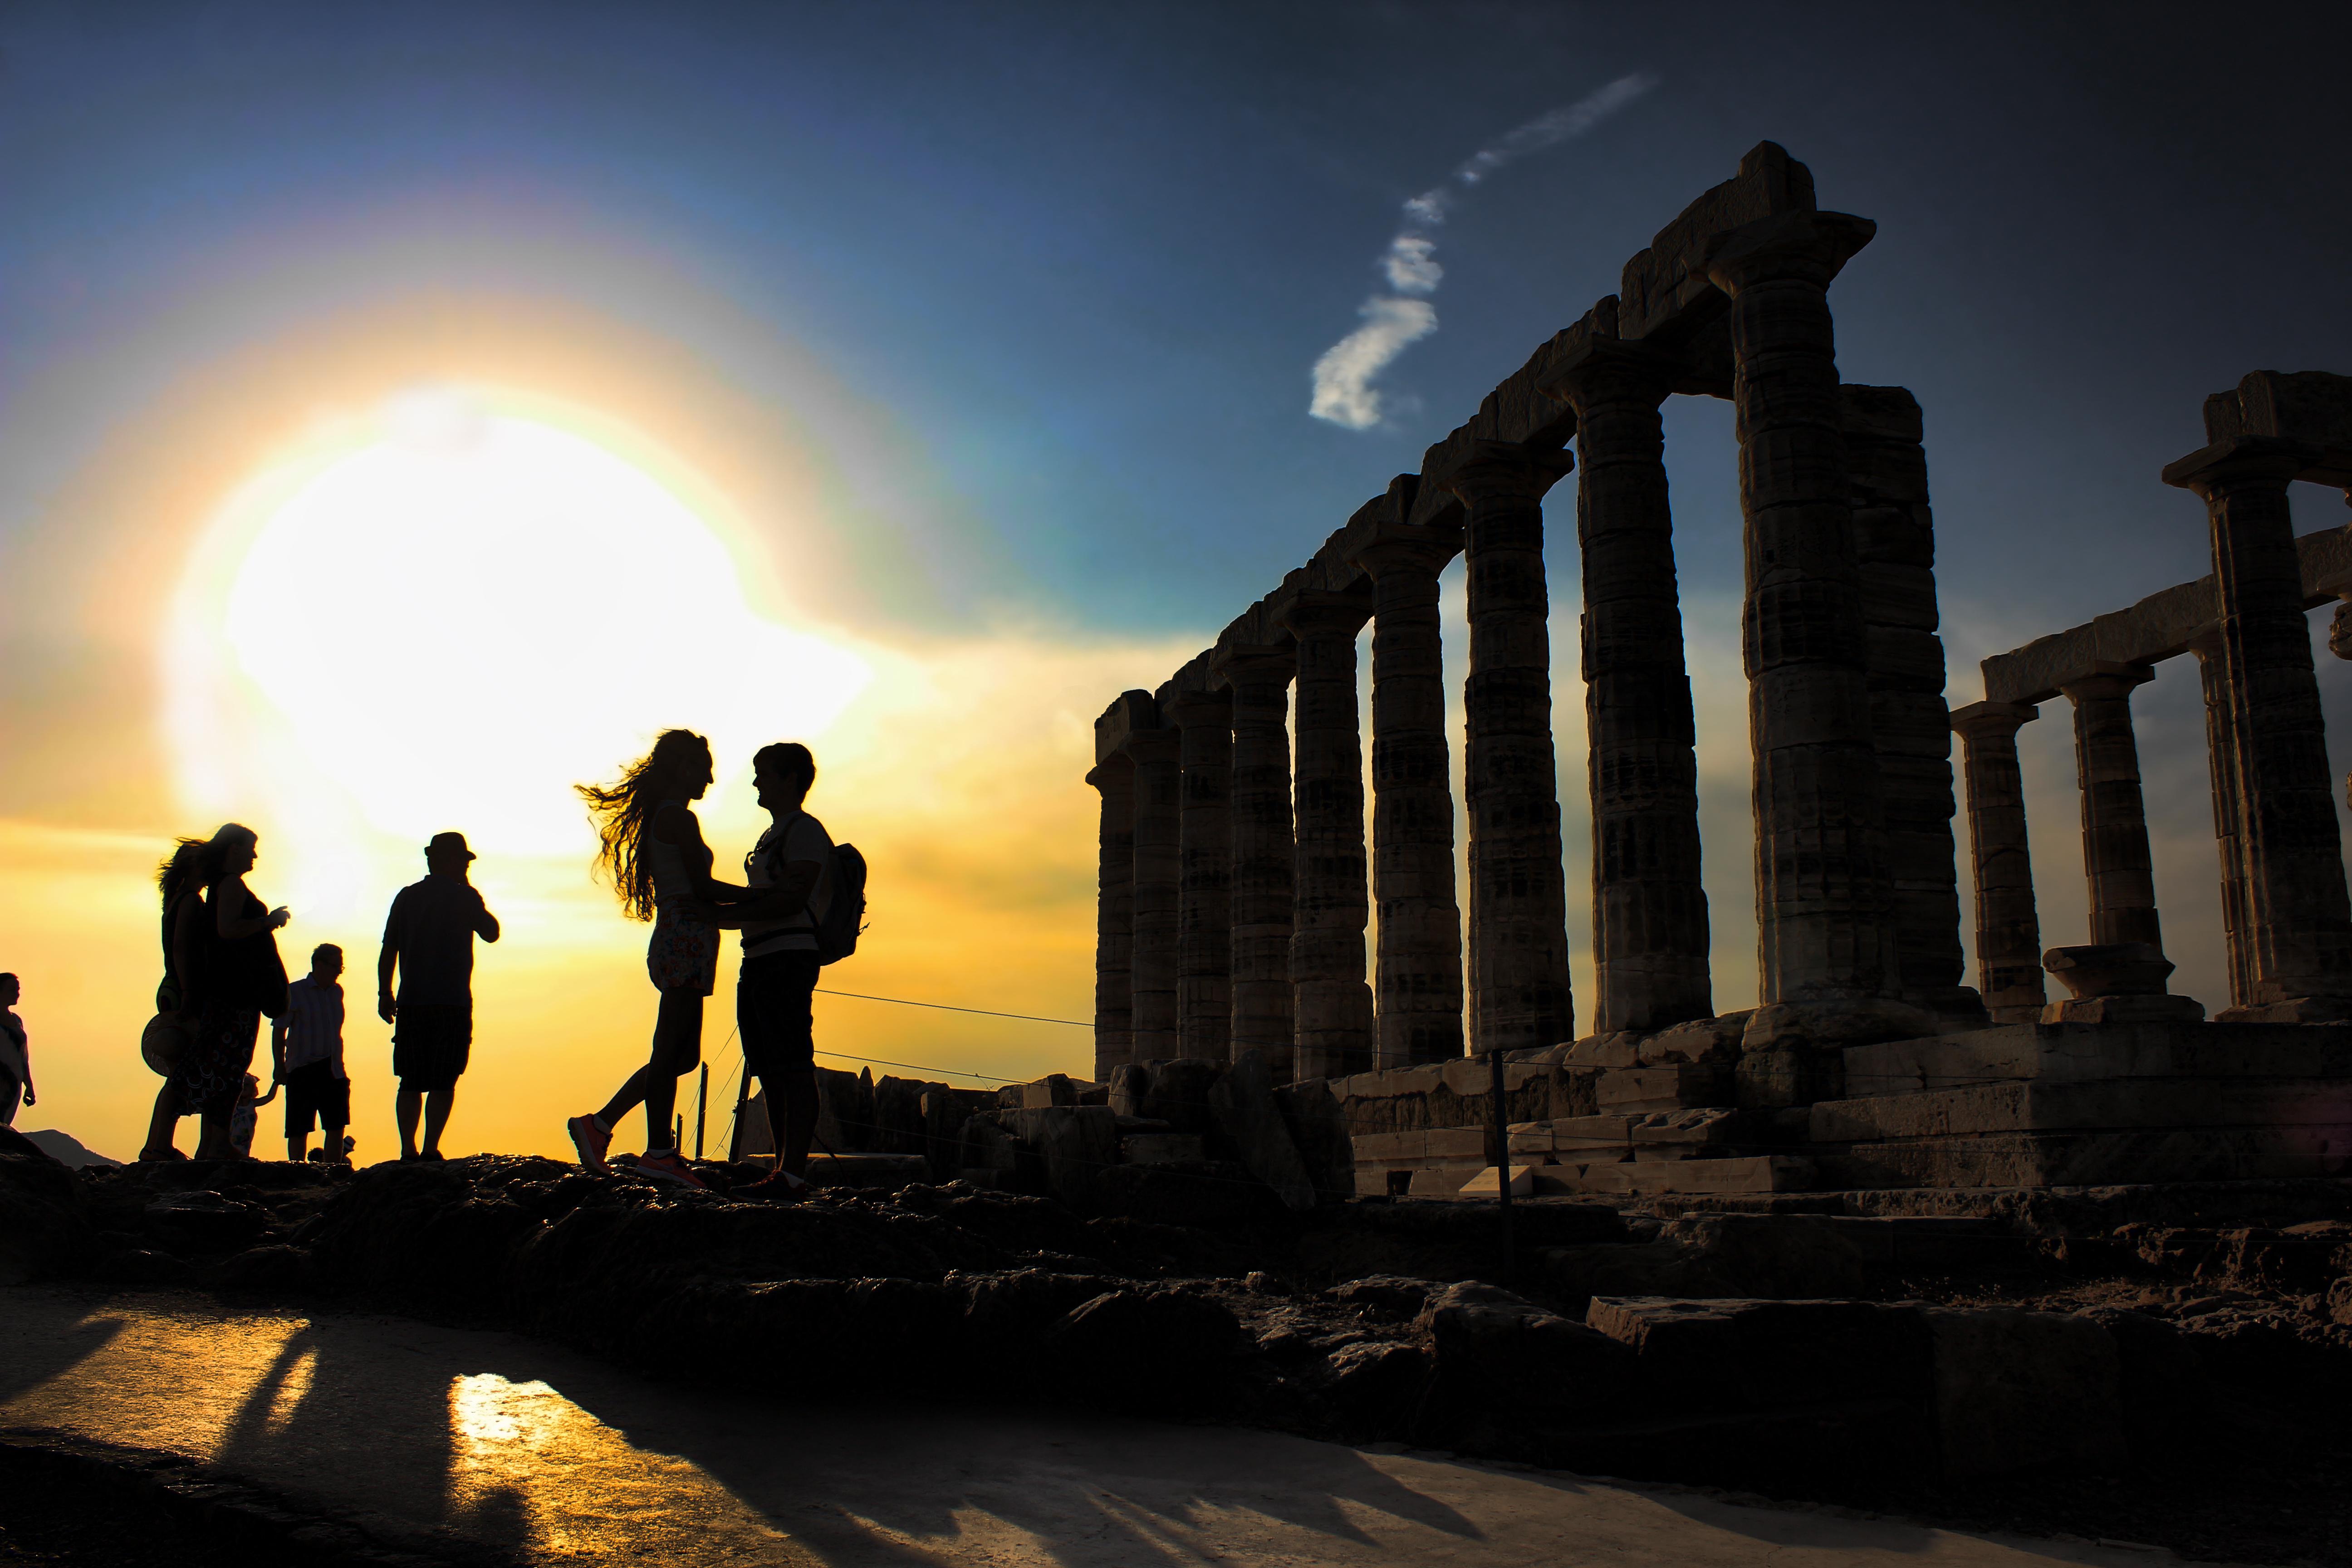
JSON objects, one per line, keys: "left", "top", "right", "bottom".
{"left": 742, "top": 811, "right": 833, "bottom": 958}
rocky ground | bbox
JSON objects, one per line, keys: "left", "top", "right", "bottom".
{"left": 7, "top": 1142, "right": 2352, "bottom": 1564}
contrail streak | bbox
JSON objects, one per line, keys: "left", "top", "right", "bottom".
{"left": 1309, "top": 73, "right": 1657, "bottom": 431}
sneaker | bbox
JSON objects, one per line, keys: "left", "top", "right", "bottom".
{"left": 736, "top": 1169, "right": 811, "bottom": 1202}
{"left": 634, "top": 1150, "right": 706, "bottom": 1191}
{"left": 136, "top": 1146, "right": 188, "bottom": 1163}
{"left": 566, "top": 1114, "right": 612, "bottom": 1172}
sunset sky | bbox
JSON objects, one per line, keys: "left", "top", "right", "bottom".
{"left": 3, "top": 4, "right": 2349, "bottom": 1163}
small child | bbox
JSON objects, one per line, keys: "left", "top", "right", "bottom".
{"left": 227, "top": 1073, "right": 279, "bottom": 1160}
{"left": 274, "top": 943, "right": 351, "bottom": 1164}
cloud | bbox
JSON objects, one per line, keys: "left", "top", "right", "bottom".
{"left": 1308, "top": 73, "right": 1658, "bottom": 431}
{"left": 1309, "top": 297, "right": 1439, "bottom": 430}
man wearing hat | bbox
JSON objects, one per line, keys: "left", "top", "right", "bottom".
{"left": 378, "top": 831, "right": 500, "bottom": 1161}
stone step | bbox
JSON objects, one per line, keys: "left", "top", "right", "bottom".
{"left": 1596, "top": 1064, "right": 1728, "bottom": 1113}
{"left": 1818, "top": 1127, "right": 2352, "bottom": 1189}
{"left": 1536, "top": 1155, "right": 1814, "bottom": 1197}
{"left": 1842, "top": 1020, "right": 2352, "bottom": 1097}
{"left": 1350, "top": 1126, "right": 1493, "bottom": 1163}
{"left": 1811, "top": 1077, "right": 2352, "bottom": 1142}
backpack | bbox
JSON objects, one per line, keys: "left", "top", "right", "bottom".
{"left": 815, "top": 842, "right": 868, "bottom": 965}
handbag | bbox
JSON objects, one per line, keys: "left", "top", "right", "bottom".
{"left": 141, "top": 1014, "right": 186, "bottom": 1077}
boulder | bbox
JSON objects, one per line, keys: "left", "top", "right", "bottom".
{"left": 1416, "top": 1281, "right": 1635, "bottom": 1436}
{"left": 1140, "top": 1058, "right": 1222, "bottom": 1135}
{"left": 1207, "top": 1050, "right": 1318, "bottom": 1211}
{"left": 0, "top": 1153, "right": 91, "bottom": 1282}
{"left": 1092, "top": 1161, "right": 1274, "bottom": 1227}
{"left": 1585, "top": 1296, "right": 1932, "bottom": 1414}
{"left": 1047, "top": 1287, "right": 1243, "bottom": 1409}
{"left": 215, "top": 1244, "right": 318, "bottom": 1292}
{"left": 2078, "top": 1307, "right": 2214, "bottom": 1458}
{"left": 1314, "top": 1340, "right": 1431, "bottom": 1434}
{"left": 1927, "top": 1307, "right": 2126, "bottom": 1477}
{"left": 1107, "top": 1062, "right": 1152, "bottom": 1118}
{"left": 143, "top": 1188, "right": 268, "bottom": 1254}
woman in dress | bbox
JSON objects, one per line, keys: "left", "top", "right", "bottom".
{"left": 0, "top": 974, "right": 29, "bottom": 1127}
{"left": 568, "top": 729, "right": 726, "bottom": 1190}
{"left": 138, "top": 838, "right": 208, "bottom": 1161}
{"left": 178, "top": 823, "right": 290, "bottom": 1161}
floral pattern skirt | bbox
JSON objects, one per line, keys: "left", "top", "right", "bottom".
{"left": 172, "top": 1002, "right": 260, "bottom": 1117}
{"left": 647, "top": 909, "right": 719, "bottom": 997}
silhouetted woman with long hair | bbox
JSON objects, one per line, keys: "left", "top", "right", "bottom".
{"left": 138, "top": 837, "right": 210, "bottom": 1160}
{"left": 568, "top": 729, "right": 725, "bottom": 1189}
{"left": 178, "top": 823, "right": 290, "bottom": 1161}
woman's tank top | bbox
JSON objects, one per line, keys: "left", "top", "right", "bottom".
{"left": 645, "top": 801, "right": 708, "bottom": 914}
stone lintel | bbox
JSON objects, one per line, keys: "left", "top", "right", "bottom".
{"left": 1617, "top": 140, "right": 1818, "bottom": 343}
{"left": 1538, "top": 330, "right": 1687, "bottom": 402}
{"left": 2201, "top": 370, "right": 2352, "bottom": 451}
{"left": 1094, "top": 689, "right": 1159, "bottom": 765}
{"left": 1978, "top": 524, "right": 2352, "bottom": 705}
{"left": 1948, "top": 700, "right": 2039, "bottom": 737}
{"left": 1275, "top": 581, "right": 1373, "bottom": 640}
{"left": 2162, "top": 434, "right": 2352, "bottom": 493}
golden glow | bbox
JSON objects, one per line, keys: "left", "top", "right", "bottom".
{"left": 169, "top": 389, "right": 869, "bottom": 918}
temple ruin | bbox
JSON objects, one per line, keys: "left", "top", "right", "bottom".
{"left": 1083, "top": 142, "right": 2352, "bottom": 1200}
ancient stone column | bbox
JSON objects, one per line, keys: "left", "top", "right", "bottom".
{"left": 1122, "top": 726, "right": 1183, "bottom": 1061}
{"left": 2166, "top": 442, "right": 2352, "bottom": 1016}
{"left": 1704, "top": 209, "right": 1891, "bottom": 1004}
{"left": 1550, "top": 338, "right": 1711, "bottom": 1035}
{"left": 1345, "top": 520, "right": 1466, "bottom": 1067}
{"left": 2060, "top": 664, "right": 2165, "bottom": 952}
{"left": 1843, "top": 384, "right": 1971, "bottom": 1016}
{"left": 1447, "top": 443, "right": 1577, "bottom": 1054}
{"left": 1217, "top": 637, "right": 1299, "bottom": 1067}
{"left": 1279, "top": 587, "right": 1376, "bottom": 1083}
{"left": 1950, "top": 702, "right": 2045, "bottom": 1023}
{"left": 2192, "top": 634, "right": 2254, "bottom": 1009}
{"left": 1085, "top": 760, "right": 1135, "bottom": 1079}
{"left": 1167, "top": 688, "right": 1234, "bottom": 1062}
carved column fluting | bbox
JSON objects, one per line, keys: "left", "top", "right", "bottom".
{"left": 1086, "top": 760, "right": 1136, "bottom": 1079}
{"left": 2061, "top": 665, "right": 2165, "bottom": 952}
{"left": 1705, "top": 210, "right": 1891, "bottom": 1003}
{"left": 1448, "top": 444, "right": 1577, "bottom": 1054}
{"left": 2191, "top": 635, "right": 2254, "bottom": 1009}
{"left": 1280, "top": 590, "right": 1377, "bottom": 1082}
{"left": 2167, "top": 442, "right": 2352, "bottom": 1015}
{"left": 1167, "top": 689, "right": 1234, "bottom": 1062}
{"left": 1219, "top": 641, "right": 1299, "bottom": 1066}
{"left": 1950, "top": 702, "right": 2045, "bottom": 1024}
{"left": 1346, "top": 523, "right": 1466, "bottom": 1067}
{"left": 1842, "top": 384, "right": 1970, "bottom": 1015}
{"left": 1552, "top": 341, "right": 1711, "bottom": 1035}
{"left": 1122, "top": 727, "right": 1183, "bottom": 1061}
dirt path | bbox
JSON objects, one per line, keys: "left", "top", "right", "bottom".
{"left": 0, "top": 1285, "right": 2220, "bottom": 1567}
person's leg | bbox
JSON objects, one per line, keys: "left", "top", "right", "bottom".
{"left": 0, "top": 1074, "right": 19, "bottom": 1127}
{"left": 639, "top": 992, "right": 704, "bottom": 1152}
{"left": 141, "top": 1082, "right": 182, "bottom": 1159}
{"left": 322, "top": 1123, "right": 347, "bottom": 1163}
{"left": 194, "top": 1107, "right": 230, "bottom": 1159}
{"left": 396, "top": 1089, "right": 421, "bottom": 1158}
{"left": 422, "top": 1085, "right": 456, "bottom": 1154}
{"left": 769, "top": 1067, "right": 819, "bottom": 1176}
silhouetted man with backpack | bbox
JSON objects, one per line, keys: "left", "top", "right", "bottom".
{"left": 711, "top": 741, "right": 862, "bottom": 1200}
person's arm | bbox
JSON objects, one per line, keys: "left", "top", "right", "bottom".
{"left": 378, "top": 899, "right": 402, "bottom": 1023}
{"left": 270, "top": 1008, "right": 291, "bottom": 1079}
{"left": 706, "top": 860, "right": 820, "bottom": 928}
{"left": 15, "top": 1023, "right": 28, "bottom": 1106}
{"left": 215, "top": 877, "right": 288, "bottom": 940}
{"left": 471, "top": 886, "right": 500, "bottom": 944}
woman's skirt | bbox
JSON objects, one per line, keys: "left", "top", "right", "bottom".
{"left": 171, "top": 1003, "right": 260, "bottom": 1117}
{"left": 647, "top": 908, "right": 719, "bottom": 997}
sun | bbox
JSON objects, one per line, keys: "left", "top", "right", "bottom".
{"left": 169, "top": 389, "right": 868, "bottom": 914}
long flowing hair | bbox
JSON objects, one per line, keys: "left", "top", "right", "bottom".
{"left": 577, "top": 730, "right": 710, "bottom": 922}
{"left": 156, "top": 827, "right": 245, "bottom": 909}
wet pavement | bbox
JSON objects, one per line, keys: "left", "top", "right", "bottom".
{"left": 0, "top": 1285, "right": 2207, "bottom": 1566}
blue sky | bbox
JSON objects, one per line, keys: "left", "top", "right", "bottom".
{"left": 6, "top": 2, "right": 2347, "bottom": 641}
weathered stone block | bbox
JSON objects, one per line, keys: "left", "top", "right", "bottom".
{"left": 1585, "top": 1295, "right": 1930, "bottom": 1414}
{"left": 1209, "top": 1049, "right": 1319, "bottom": 1210}
{"left": 1927, "top": 1308, "right": 2125, "bottom": 1477}
{"left": 1120, "top": 1133, "right": 1205, "bottom": 1166}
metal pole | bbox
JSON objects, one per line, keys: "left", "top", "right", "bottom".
{"left": 727, "top": 1063, "right": 751, "bottom": 1163}
{"left": 694, "top": 1063, "right": 710, "bottom": 1161}
{"left": 674, "top": 1113, "right": 685, "bottom": 1152}
{"left": 1488, "top": 1048, "right": 1515, "bottom": 1285}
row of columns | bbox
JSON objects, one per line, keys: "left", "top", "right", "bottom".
{"left": 1951, "top": 478, "right": 2352, "bottom": 1024}
{"left": 1092, "top": 206, "right": 1986, "bottom": 1080}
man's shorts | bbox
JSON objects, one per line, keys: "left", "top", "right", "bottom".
{"left": 392, "top": 1003, "right": 472, "bottom": 1094}
{"left": 738, "top": 951, "right": 821, "bottom": 1080}
{"left": 282, "top": 1059, "right": 351, "bottom": 1134}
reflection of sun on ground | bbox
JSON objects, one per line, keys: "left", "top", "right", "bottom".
{"left": 168, "top": 387, "right": 870, "bottom": 919}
